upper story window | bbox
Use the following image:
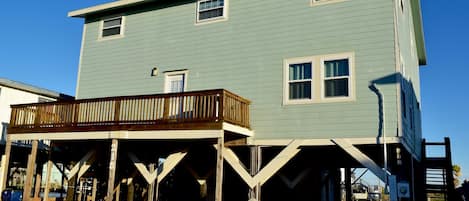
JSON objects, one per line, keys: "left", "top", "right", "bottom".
{"left": 197, "top": 0, "right": 227, "bottom": 23}
{"left": 284, "top": 52, "right": 355, "bottom": 105}
{"left": 288, "top": 63, "right": 313, "bottom": 100}
{"left": 100, "top": 16, "right": 124, "bottom": 39}
{"left": 323, "top": 59, "right": 350, "bottom": 98}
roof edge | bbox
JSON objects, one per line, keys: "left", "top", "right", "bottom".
{"left": 68, "top": 0, "right": 152, "bottom": 18}
{"left": 0, "top": 78, "right": 74, "bottom": 100}
{"left": 410, "top": 0, "right": 427, "bottom": 65}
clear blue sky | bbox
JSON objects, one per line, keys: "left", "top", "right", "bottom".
{"left": 1, "top": 1, "right": 468, "bottom": 180}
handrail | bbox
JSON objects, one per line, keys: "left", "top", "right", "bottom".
{"left": 9, "top": 89, "right": 250, "bottom": 134}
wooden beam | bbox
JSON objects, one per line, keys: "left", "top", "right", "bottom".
{"left": 0, "top": 139, "right": 12, "bottom": 193}
{"left": 128, "top": 151, "right": 188, "bottom": 184}
{"left": 147, "top": 164, "right": 156, "bottom": 201}
{"left": 68, "top": 150, "right": 96, "bottom": 179}
{"left": 23, "top": 140, "right": 38, "bottom": 201}
{"left": 221, "top": 147, "right": 256, "bottom": 188}
{"left": 248, "top": 146, "right": 261, "bottom": 201}
{"left": 106, "top": 139, "right": 119, "bottom": 201}
{"left": 34, "top": 174, "right": 42, "bottom": 198}
{"left": 215, "top": 137, "right": 224, "bottom": 201}
{"left": 9, "top": 130, "right": 224, "bottom": 141}
{"left": 127, "top": 153, "right": 157, "bottom": 184}
{"left": 332, "top": 139, "right": 387, "bottom": 182}
{"left": 345, "top": 168, "right": 352, "bottom": 201}
{"left": 254, "top": 140, "right": 302, "bottom": 186}
{"left": 220, "top": 140, "right": 302, "bottom": 188}
{"left": 44, "top": 159, "right": 54, "bottom": 201}
{"left": 157, "top": 151, "right": 187, "bottom": 181}
{"left": 91, "top": 178, "right": 98, "bottom": 201}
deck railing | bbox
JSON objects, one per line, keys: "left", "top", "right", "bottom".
{"left": 9, "top": 89, "right": 250, "bottom": 134}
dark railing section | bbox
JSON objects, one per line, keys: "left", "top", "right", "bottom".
{"left": 9, "top": 89, "right": 250, "bottom": 134}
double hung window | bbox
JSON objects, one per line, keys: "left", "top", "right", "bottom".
{"left": 101, "top": 16, "right": 124, "bottom": 38}
{"left": 197, "top": 0, "right": 227, "bottom": 23}
{"left": 323, "top": 59, "right": 350, "bottom": 97}
{"left": 288, "top": 63, "right": 313, "bottom": 100}
{"left": 284, "top": 52, "right": 354, "bottom": 104}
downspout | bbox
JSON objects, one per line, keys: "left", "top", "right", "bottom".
{"left": 368, "top": 83, "right": 388, "bottom": 187}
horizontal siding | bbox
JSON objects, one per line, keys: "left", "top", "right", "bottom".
{"left": 397, "top": 0, "right": 423, "bottom": 157}
{"left": 77, "top": 0, "right": 399, "bottom": 139}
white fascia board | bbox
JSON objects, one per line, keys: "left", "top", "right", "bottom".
{"left": 68, "top": 0, "right": 151, "bottom": 18}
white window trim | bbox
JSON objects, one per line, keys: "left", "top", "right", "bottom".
{"left": 98, "top": 15, "right": 125, "bottom": 41}
{"left": 320, "top": 52, "right": 355, "bottom": 102}
{"left": 164, "top": 70, "right": 189, "bottom": 93}
{"left": 310, "top": 0, "right": 349, "bottom": 7}
{"left": 195, "top": 0, "right": 229, "bottom": 25}
{"left": 283, "top": 56, "right": 315, "bottom": 105}
{"left": 283, "top": 52, "right": 355, "bottom": 105}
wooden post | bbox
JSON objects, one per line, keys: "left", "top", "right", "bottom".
{"left": 23, "top": 140, "right": 39, "bottom": 201}
{"left": 126, "top": 178, "right": 134, "bottom": 201}
{"left": 116, "top": 183, "right": 121, "bottom": 201}
{"left": 248, "top": 146, "right": 261, "bottom": 201}
{"left": 34, "top": 174, "right": 42, "bottom": 199}
{"left": 147, "top": 164, "right": 156, "bottom": 201}
{"left": 77, "top": 180, "right": 84, "bottom": 201}
{"left": 44, "top": 144, "right": 54, "bottom": 201}
{"left": 215, "top": 137, "right": 224, "bottom": 201}
{"left": 106, "top": 139, "right": 119, "bottom": 201}
{"left": 0, "top": 139, "right": 12, "bottom": 194}
{"left": 91, "top": 178, "right": 98, "bottom": 201}
{"left": 345, "top": 168, "right": 352, "bottom": 201}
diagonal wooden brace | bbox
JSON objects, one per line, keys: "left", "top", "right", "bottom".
{"left": 67, "top": 150, "right": 96, "bottom": 179}
{"left": 332, "top": 138, "right": 387, "bottom": 182}
{"left": 217, "top": 140, "right": 303, "bottom": 188}
{"left": 128, "top": 151, "right": 187, "bottom": 184}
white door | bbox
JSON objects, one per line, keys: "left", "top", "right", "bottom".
{"left": 164, "top": 73, "right": 186, "bottom": 118}
{"left": 165, "top": 74, "right": 185, "bottom": 93}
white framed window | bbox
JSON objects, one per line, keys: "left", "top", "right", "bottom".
{"left": 164, "top": 70, "right": 188, "bottom": 93}
{"left": 321, "top": 54, "right": 353, "bottom": 100}
{"left": 196, "top": 0, "right": 228, "bottom": 24}
{"left": 284, "top": 57, "right": 314, "bottom": 104}
{"left": 283, "top": 52, "right": 354, "bottom": 105}
{"left": 99, "top": 15, "right": 125, "bottom": 40}
{"left": 311, "top": 0, "right": 349, "bottom": 6}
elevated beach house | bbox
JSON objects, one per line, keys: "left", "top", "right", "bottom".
{"left": 2, "top": 0, "right": 427, "bottom": 201}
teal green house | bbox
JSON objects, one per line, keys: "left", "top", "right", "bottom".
{"left": 3, "top": 0, "right": 429, "bottom": 201}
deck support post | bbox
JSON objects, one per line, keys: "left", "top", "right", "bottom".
{"left": 44, "top": 159, "right": 53, "bottom": 201}
{"left": 92, "top": 178, "right": 98, "bottom": 201}
{"left": 23, "top": 140, "right": 39, "bottom": 201}
{"left": 44, "top": 142, "right": 54, "bottom": 201}
{"left": 34, "top": 173, "right": 42, "bottom": 199}
{"left": 106, "top": 139, "right": 119, "bottom": 201}
{"left": 215, "top": 137, "right": 224, "bottom": 201}
{"left": 248, "top": 146, "right": 261, "bottom": 201}
{"left": 147, "top": 164, "right": 156, "bottom": 201}
{"left": 345, "top": 168, "right": 352, "bottom": 201}
{"left": 0, "top": 139, "right": 12, "bottom": 196}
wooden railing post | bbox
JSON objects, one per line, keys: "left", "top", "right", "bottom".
{"left": 114, "top": 100, "right": 121, "bottom": 124}
{"left": 33, "top": 106, "right": 41, "bottom": 129}
{"left": 218, "top": 91, "right": 224, "bottom": 122}
{"left": 73, "top": 103, "right": 80, "bottom": 127}
{"left": 163, "top": 97, "right": 170, "bottom": 120}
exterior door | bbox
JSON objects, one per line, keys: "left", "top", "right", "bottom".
{"left": 165, "top": 74, "right": 185, "bottom": 93}
{"left": 164, "top": 73, "right": 186, "bottom": 118}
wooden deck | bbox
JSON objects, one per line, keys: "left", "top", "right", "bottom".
{"left": 8, "top": 89, "right": 250, "bottom": 134}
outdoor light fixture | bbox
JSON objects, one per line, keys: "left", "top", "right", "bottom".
{"left": 151, "top": 67, "right": 158, "bottom": 76}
